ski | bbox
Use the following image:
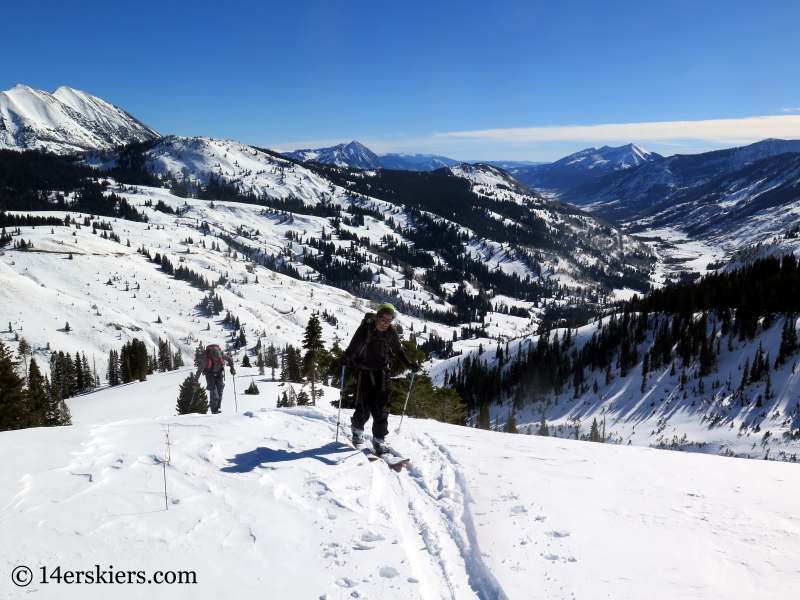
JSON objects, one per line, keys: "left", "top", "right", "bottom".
{"left": 337, "top": 425, "right": 409, "bottom": 471}
{"left": 361, "top": 447, "right": 410, "bottom": 471}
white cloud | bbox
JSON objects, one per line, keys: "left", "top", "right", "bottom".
{"left": 433, "top": 115, "right": 800, "bottom": 146}
{"left": 263, "top": 115, "right": 800, "bottom": 162}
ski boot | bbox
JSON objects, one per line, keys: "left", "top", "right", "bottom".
{"left": 351, "top": 427, "right": 364, "bottom": 447}
{"left": 373, "top": 437, "right": 392, "bottom": 457}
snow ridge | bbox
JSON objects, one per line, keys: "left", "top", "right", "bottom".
{"left": 0, "top": 84, "right": 159, "bottom": 153}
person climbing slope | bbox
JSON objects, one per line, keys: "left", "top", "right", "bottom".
{"left": 194, "top": 344, "right": 236, "bottom": 414}
{"left": 339, "top": 303, "right": 419, "bottom": 455}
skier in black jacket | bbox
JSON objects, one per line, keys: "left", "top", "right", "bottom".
{"left": 340, "top": 303, "right": 419, "bottom": 455}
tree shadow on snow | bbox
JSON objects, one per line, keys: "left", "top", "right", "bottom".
{"left": 220, "top": 442, "right": 347, "bottom": 472}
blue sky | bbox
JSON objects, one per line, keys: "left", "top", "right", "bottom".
{"left": 4, "top": 0, "right": 800, "bottom": 160}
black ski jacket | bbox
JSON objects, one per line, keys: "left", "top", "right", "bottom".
{"left": 344, "top": 322, "right": 413, "bottom": 371}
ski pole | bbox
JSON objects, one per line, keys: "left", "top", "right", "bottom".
{"left": 335, "top": 366, "right": 346, "bottom": 442}
{"left": 395, "top": 372, "right": 416, "bottom": 434}
{"left": 232, "top": 372, "right": 238, "bottom": 413}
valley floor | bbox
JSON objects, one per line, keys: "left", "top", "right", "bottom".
{"left": 2, "top": 371, "right": 799, "bottom": 599}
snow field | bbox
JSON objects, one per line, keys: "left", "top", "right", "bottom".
{"left": 2, "top": 371, "right": 799, "bottom": 599}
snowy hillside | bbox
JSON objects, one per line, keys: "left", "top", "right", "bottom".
{"left": 508, "top": 143, "right": 662, "bottom": 193}
{"left": 2, "top": 371, "right": 799, "bottom": 599}
{"left": 285, "top": 141, "right": 383, "bottom": 169}
{"left": 85, "top": 135, "right": 655, "bottom": 299}
{"left": 0, "top": 85, "right": 159, "bottom": 153}
{"left": 430, "top": 311, "right": 800, "bottom": 464}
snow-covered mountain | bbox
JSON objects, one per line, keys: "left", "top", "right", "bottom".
{"left": 552, "top": 140, "right": 800, "bottom": 280}
{"left": 84, "top": 135, "right": 653, "bottom": 299}
{"left": 508, "top": 143, "right": 662, "bottom": 193}
{"left": 379, "top": 152, "right": 459, "bottom": 171}
{"left": 0, "top": 85, "right": 159, "bottom": 153}
{"left": 284, "top": 140, "right": 382, "bottom": 169}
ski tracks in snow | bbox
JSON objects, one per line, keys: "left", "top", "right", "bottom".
{"left": 384, "top": 431, "right": 508, "bottom": 600}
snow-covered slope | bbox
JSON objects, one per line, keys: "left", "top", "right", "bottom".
{"left": 2, "top": 369, "right": 799, "bottom": 599}
{"left": 86, "top": 135, "right": 654, "bottom": 299}
{"left": 0, "top": 85, "right": 159, "bottom": 153}
{"left": 508, "top": 143, "right": 662, "bottom": 193}
{"left": 285, "top": 141, "right": 382, "bottom": 169}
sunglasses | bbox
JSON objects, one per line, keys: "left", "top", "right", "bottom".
{"left": 378, "top": 315, "right": 394, "bottom": 324}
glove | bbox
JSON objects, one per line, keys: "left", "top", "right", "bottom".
{"left": 339, "top": 355, "right": 350, "bottom": 367}
{"left": 230, "top": 369, "right": 237, "bottom": 376}
{"left": 192, "top": 380, "right": 201, "bottom": 391}
{"left": 410, "top": 362, "right": 420, "bottom": 373}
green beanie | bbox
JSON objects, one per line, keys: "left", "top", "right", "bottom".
{"left": 376, "top": 302, "right": 396, "bottom": 317}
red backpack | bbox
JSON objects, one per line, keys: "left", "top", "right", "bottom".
{"left": 204, "top": 345, "right": 226, "bottom": 372}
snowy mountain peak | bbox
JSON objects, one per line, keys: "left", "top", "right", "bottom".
{"left": 557, "top": 143, "right": 661, "bottom": 171}
{"left": 0, "top": 84, "right": 159, "bottom": 154}
{"left": 508, "top": 143, "right": 662, "bottom": 193}
{"left": 284, "top": 140, "right": 382, "bottom": 169}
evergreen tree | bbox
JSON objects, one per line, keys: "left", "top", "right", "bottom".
{"left": 477, "top": 402, "right": 491, "bottom": 430}
{"left": 173, "top": 349, "right": 184, "bottom": 369}
{"left": 194, "top": 341, "right": 205, "bottom": 367}
{"left": 242, "top": 355, "right": 251, "bottom": 367}
{"left": 0, "top": 340, "right": 35, "bottom": 431}
{"left": 589, "top": 417, "right": 601, "bottom": 442}
{"left": 776, "top": 314, "right": 798, "bottom": 367}
{"left": 740, "top": 357, "right": 750, "bottom": 390}
{"left": 302, "top": 315, "right": 325, "bottom": 406}
{"left": 121, "top": 338, "right": 149, "bottom": 382}
{"left": 26, "top": 358, "right": 46, "bottom": 423}
{"left": 504, "top": 411, "right": 519, "bottom": 434}
{"left": 176, "top": 375, "right": 208, "bottom": 414}
{"left": 641, "top": 352, "right": 649, "bottom": 394}
{"left": 537, "top": 412, "right": 549, "bottom": 436}
{"left": 244, "top": 379, "right": 260, "bottom": 395}
{"left": 157, "top": 338, "right": 173, "bottom": 372}
{"left": 107, "top": 349, "right": 121, "bottom": 386}
{"left": 17, "top": 337, "right": 31, "bottom": 385}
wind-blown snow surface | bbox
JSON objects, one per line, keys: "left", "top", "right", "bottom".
{"left": 2, "top": 372, "right": 799, "bottom": 599}
{"left": 0, "top": 85, "right": 159, "bottom": 153}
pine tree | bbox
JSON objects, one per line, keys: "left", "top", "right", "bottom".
{"left": 740, "top": 358, "right": 750, "bottom": 390}
{"left": 504, "top": 411, "right": 519, "bottom": 434}
{"left": 194, "top": 341, "right": 205, "bottom": 367}
{"left": 17, "top": 337, "right": 31, "bottom": 386}
{"left": 640, "top": 352, "right": 649, "bottom": 393}
{"left": 765, "top": 369, "right": 773, "bottom": 400}
{"left": 537, "top": 412, "right": 549, "bottom": 436}
{"left": 107, "top": 349, "right": 121, "bottom": 386}
{"left": 26, "top": 358, "right": 46, "bottom": 424}
{"left": 157, "top": 338, "right": 173, "bottom": 372}
{"left": 477, "top": 402, "right": 491, "bottom": 430}
{"left": 244, "top": 379, "right": 260, "bottom": 395}
{"left": 589, "top": 417, "right": 600, "bottom": 442}
{"left": 0, "top": 340, "right": 35, "bottom": 431}
{"left": 242, "top": 355, "right": 251, "bottom": 367}
{"left": 302, "top": 315, "right": 325, "bottom": 406}
{"left": 176, "top": 375, "right": 208, "bottom": 414}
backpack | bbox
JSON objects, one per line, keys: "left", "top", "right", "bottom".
{"left": 204, "top": 345, "right": 226, "bottom": 372}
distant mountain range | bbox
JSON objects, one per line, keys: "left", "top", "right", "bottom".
{"left": 4, "top": 82, "right": 800, "bottom": 271}
{"left": 0, "top": 84, "right": 159, "bottom": 153}
{"left": 284, "top": 141, "right": 542, "bottom": 172}
{"left": 506, "top": 144, "right": 662, "bottom": 193}
{"left": 558, "top": 139, "right": 800, "bottom": 247}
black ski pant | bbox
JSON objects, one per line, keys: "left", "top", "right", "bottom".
{"left": 205, "top": 372, "right": 225, "bottom": 413}
{"left": 351, "top": 369, "right": 389, "bottom": 439}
